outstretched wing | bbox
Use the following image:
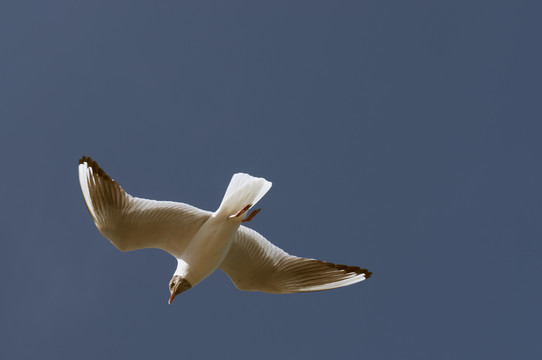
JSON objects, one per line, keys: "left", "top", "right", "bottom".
{"left": 78, "top": 156, "right": 211, "bottom": 257}
{"left": 219, "top": 226, "right": 372, "bottom": 293}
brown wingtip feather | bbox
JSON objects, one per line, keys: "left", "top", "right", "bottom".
{"left": 321, "top": 261, "right": 372, "bottom": 279}
{"left": 79, "top": 156, "right": 113, "bottom": 182}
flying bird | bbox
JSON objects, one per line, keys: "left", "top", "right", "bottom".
{"left": 78, "top": 156, "right": 372, "bottom": 303}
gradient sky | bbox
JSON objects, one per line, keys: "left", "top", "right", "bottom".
{"left": 2, "top": 1, "right": 541, "bottom": 359}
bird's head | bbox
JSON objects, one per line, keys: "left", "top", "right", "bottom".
{"left": 168, "top": 275, "right": 192, "bottom": 304}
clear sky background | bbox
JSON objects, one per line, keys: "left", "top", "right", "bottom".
{"left": 1, "top": 1, "right": 541, "bottom": 359}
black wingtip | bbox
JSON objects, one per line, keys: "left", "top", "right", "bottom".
{"left": 362, "top": 269, "right": 373, "bottom": 279}
{"left": 79, "top": 156, "right": 112, "bottom": 181}
{"left": 322, "top": 261, "right": 373, "bottom": 279}
{"left": 79, "top": 156, "right": 89, "bottom": 165}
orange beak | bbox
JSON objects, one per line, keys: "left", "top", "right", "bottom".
{"left": 168, "top": 292, "right": 176, "bottom": 304}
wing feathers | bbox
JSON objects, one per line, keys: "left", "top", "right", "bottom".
{"left": 220, "top": 226, "right": 371, "bottom": 293}
{"left": 78, "top": 156, "right": 211, "bottom": 256}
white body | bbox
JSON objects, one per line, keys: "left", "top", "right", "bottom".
{"left": 174, "top": 173, "right": 272, "bottom": 285}
{"left": 175, "top": 215, "right": 239, "bottom": 286}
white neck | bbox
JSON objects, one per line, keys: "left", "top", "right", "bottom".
{"left": 174, "top": 258, "right": 190, "bottom": 277}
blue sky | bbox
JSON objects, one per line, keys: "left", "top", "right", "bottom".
{"left": 1, "top": 1, "right": 541, "bottom": 359}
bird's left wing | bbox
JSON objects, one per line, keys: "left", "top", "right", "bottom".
{"left": 78, "top": 156, "right": 212, "bottom": 256}
{"left": 219, "top": 226, "right": 372, "bottom": 293}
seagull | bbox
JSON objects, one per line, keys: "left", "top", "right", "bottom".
{"left": 78, "top": 156, "right": 372, "bottom": 303}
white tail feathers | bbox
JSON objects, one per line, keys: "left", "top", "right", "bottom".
{"left": 217, "top": 173, "right": 272, "bottom": 218}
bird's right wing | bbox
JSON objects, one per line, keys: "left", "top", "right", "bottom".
{"left": 219, "top": 226, "right": 372, "bottom": 293}
{"left": 78, "top": 156, "right": 212, "bottom": 256}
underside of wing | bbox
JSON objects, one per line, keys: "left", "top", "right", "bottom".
{"left": 219, "top": 226, "right": 372, "bottom": 294}
{"left": 78, "top": 156, "right": 211, "bottom": 256}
